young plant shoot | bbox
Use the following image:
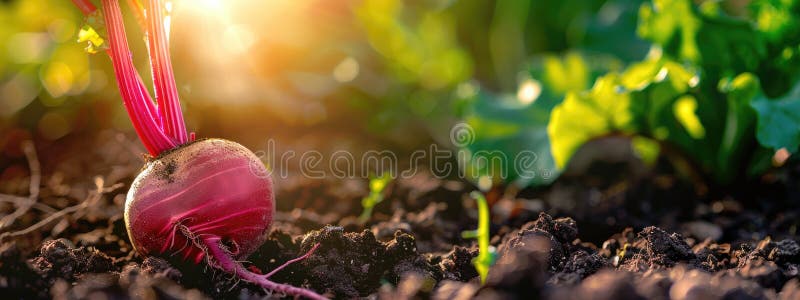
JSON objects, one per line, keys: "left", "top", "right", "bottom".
{"left": 358, "top": 172, "right": 392, "bottom": 223}
{"left": 70, "top": 1, "right": 325, "bottom": 299}
{"left": 461, "top": 191, "right": 496, "bottom": 284}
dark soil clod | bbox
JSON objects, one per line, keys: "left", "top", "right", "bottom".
{"left": 31, "top": 239, "right": 115, "bottom": 281}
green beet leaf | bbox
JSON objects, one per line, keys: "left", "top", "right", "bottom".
{"left": 751, "top": 81, "right": 800, "bottom": 152}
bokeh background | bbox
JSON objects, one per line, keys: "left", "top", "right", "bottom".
{"left": 0, "top": 0, "right": 752, "bottom": 189}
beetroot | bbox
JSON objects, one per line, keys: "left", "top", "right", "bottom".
{"left": 71, "top": 1, "right": 326, "bottom": 299}
{"left": 125, "top": 139, "right": 274, "bottom": 263}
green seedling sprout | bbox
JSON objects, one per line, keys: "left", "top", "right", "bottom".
{"left": 461, "top": 191, "right": 496, "bottom": 284}
{"left": 358, "top": 172, "right": 393, "bottom": 223}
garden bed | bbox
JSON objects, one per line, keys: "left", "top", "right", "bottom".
{"left": 1, "top": 133, "right": 798, "bottom": 299}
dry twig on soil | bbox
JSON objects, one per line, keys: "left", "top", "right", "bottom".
{"left": 0, "top": 194, "right": 56, "bottom": 214}
{"left": 0, "top": 177, "right": 123, "bottom": 241}
{"left": 0, "top": 141, "right": 41, "bottom": 230}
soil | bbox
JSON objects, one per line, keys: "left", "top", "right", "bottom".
{"left": 0, "top": 132, "right": 799, "bottom": 299}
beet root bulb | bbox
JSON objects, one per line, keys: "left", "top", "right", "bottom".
{"left": 124, "top": 139, "right": 327, "bottom": 299}
{"left": 125, "top": 138, "right": 274, "bottom": 262}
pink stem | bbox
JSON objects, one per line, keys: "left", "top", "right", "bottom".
{"left": 145, "top": 0, "right": 188, "bottom": 143}
{"left": 71, "top": 0, "right": 96, "bottom": 15}
{"left": 102, "top": 0, "right": 176, "bottom": 155}
{"left": 70, "top": 0, "right": 188, "bottom": 156}
{"left": 202, "top": 236, "right": 328, "bottom": 300}
{"left": 125, "top": 0, "right": 148, "bottom": 31}
{"left": 135, "top": 71, "right": 163, "bottom": 128}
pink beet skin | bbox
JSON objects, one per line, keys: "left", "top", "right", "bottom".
{"left": 124, "top": 138, "right": 274, "bottom": 263}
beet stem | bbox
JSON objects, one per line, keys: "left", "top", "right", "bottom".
{"left": 71, "top": 0, "right": 187, "bottom": 156}
{"left": 202, "top": 236, "right": 328, "bottom": 300}
{"left": 70, "top": 0, "right": 96, "bottom": 15}
{"left": 125, "top": 0, "right": 148, "bottom": 31}
{"left": 145, "top": 0, "right": 188, "bottom": 143}
{"left": 102, "top": 0, "right": 177, "bottom": 155}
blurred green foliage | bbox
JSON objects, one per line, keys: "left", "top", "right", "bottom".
{"left": 0, "top": 2, "right": 165, "bottom": 145}
{"left": 356, "top": 0, "right": 472, "bottom": 91}
{"left": 351, "top": 0, "right": 647, "bottom": 141}
{"left": 751, "top": 82, "right": 800, "bottom": 151}
{"left": 452, "top": 0, "right": 645, "bottom": 186}
{"left": 480, "top": 0, "right": 800, "bottom": 187}
{"left": 459, "top": 52, "right": 622, "bottom": 187}
{"left": 0, "top": 0, "right": 92, "bottom": 136}
{"left": 349, "top": 0, "right": 649, "bottom": 186}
